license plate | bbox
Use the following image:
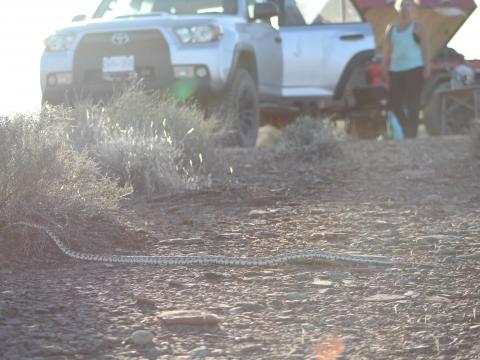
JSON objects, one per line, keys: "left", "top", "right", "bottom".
{"left": 102, "top": 55, "right": 135, "bottom": 73}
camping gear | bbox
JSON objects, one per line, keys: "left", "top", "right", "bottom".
{"left": 387, "top": 110, "right": 404, "bottom": 140}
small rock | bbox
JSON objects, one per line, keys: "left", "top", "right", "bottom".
{"left": 131, "top": 330, "right": 154, "bottom": 346}
{"left": 203, "top": 272, "right": 228, "bottom": 281}
{"left": 255, "top": 230, "right": 277, "bottom": 238}
{"left": 312, "top": 278, "right": 333, "bottom": 287}
{"left": 243, "top": 270, "right": 274, "bottom": 277}
{"left": 36, "top": 345, "right": 74, "bottom": 356}
{"left": 157, "top": 238, "right": 204, "bottom": 246}
{"left": 375, "top": 220, "right": 391, "bottom": 229}
{"left": 248, "top": 209, "right": 269, "bottom": 217}
{"left": 404, "top": 344, "right": 432, "bottom": 352}
{"left": 248, "top": 209, "right": 280, "bottom": 218}
{"left": 240, "top": 344, "right": 263, "bottom": 353}
{"left": 168, "top": 280, "right": 186, "bottom": 288}
{"left": 310, "top": 208, "right": 327, "bottom": 215}
{"left": 191, "top": 346, "right": 210, "bottom": 358}
{"left": 134, "top": 296, "right": 156, "bottom": 307}
{"left": 285, "top": 293, "right": 304, "bottom": 301}
{"left": 159, "top": 310, "right": 222, "bottom": 326}
{"left": 404, "top": 291, "right": 420, "bottom": 298}
{"left": 317, "top": 288, "right": 332, "bottom": 295}
{"left": 310, "top": 232, "right": 348, "bottom": 241}
{"left": 104, "top": 336, "right": 120, "bottom": 343}
{"left": 147, "top": 346, "right": 170, "bottom": 357}
{"left": 364, "top": 294, "right": 407, "bottom": 302}
{"left": 425, "top": 295, "right": 450, "bottom": 303}
{"left": 179, "top": 216, "right": 194, "bottom": 225}
{"left": 230, "top": 302, "right": 265, "bottom": 312}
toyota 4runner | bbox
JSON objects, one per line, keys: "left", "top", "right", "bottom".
{"left": 41, "top": 0, "right": 378, "bottom": 146}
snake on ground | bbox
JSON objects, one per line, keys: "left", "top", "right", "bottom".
{"left": 10, "top": 222, "right": 399, "bottom": 267}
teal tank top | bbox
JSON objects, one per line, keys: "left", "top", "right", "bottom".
{"left": 390, "top": 22, "right": 424, "bottom": 72}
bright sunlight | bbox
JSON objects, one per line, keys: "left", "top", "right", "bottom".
{"left": 0, "top": 0, "right": 478, "bottom": 116}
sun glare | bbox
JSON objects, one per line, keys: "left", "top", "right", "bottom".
{"left": 0, "top": 0, "right": 478, "bottom": 116}
{"left": 0, "top": 0, "right": 99, "bottom": 116}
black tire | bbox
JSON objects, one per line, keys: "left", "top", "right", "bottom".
{"left": 217, "top": 68, "right": 259, "bottom": 147}
{"left": 424, "top": 82, "right": 446, "bottom": 136}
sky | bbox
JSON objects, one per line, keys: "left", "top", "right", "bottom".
{"left": 0, "top": 0, "right": 478, "bottom": 116}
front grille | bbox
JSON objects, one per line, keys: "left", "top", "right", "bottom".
{"left": 73, "top": 30, "right": 173, "bottom": 90}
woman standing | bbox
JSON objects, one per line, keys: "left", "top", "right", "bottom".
{"left": 382, "top": 0, "right": 430, "bottom": 138}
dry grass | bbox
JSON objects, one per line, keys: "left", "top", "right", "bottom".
{"left": 0, "top": 81, "right": 233, "bottom": 258}
{"left": 0, "top": 85, "right": 233, "bottom": 257}
{"left": 0, "top": 112, "right": 128, "bottom": 258}
{"left": 278, "top": 116, "right": 338, "bottom": 158}
{"left": 0, "top": 112, "right": 123, "bottom": 217}
{"left": 66, "top": 84, "right": 229, "bottom": 194}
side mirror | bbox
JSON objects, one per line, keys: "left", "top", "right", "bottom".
{"left": 72, "top": 14, "right": 87, "bottom": 22}
{"left": 253, "top": 2, "right": 279, "bottom": 20}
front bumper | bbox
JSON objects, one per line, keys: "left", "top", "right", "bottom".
{"left": 42, "top": 29, "right": 217, "bottom": 105}
{"left": 42, "top": 71, "right": 212, "bottom": 106}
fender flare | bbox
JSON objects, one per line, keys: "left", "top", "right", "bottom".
{"left": 333, "top": 50, "right": 375, "bottom": 100}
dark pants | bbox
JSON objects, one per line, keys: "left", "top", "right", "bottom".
{"left": 388, "top": 67, "right": 424, "bottom": 138}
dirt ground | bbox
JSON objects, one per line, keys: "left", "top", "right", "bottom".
{"left": 1, "top": 135, "right": 480, "bottom": 360}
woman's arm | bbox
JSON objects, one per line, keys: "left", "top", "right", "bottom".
{"left": 415, "top": 22, "right": 431, "bottom": 79}
{"left": 382, "top": 24, "right": 393, "bottom": 81}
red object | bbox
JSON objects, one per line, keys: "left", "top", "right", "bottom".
{"left": 354, "top": 0, "right": 476, "bottom": 10}
{"left": 366, "top": 62, "right": 383, "bottom": 86}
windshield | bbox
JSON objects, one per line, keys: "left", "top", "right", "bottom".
{"left": 93, "top": 0, "right": 238, "bottom": 18}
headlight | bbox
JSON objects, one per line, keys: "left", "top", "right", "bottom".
{"left": 45, "top": 33, "right": 76, "bottom": 52}
{"left": 174, "top": 24, "right": 222, "bottom": 44}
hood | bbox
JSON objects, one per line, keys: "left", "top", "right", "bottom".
{"left": 353, "top": 0, "right": 477, "bottom": 58}
{"left": 56, "top": 14, "right": 237, "bottom": 34}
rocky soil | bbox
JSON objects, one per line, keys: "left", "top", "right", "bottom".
{"left": 1, "top": 136, "right": 480, "bottom": 359}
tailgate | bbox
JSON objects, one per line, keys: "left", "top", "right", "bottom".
{"left": 353, "top": 0, "right": 477, "bottom": 58}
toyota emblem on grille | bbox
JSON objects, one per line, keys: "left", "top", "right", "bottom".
{"left": 112, "top": 33, "right": 129, "bottom": 46}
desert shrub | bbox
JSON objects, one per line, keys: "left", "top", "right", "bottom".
{"left": 279, "top": 116, "right": 337, "bottom": 157}
{"left": 0, "top": 112, "right": 126, "bottom": 229}
{"left": 471, "top": 119, "right": 480, "bottom": 159}
{"left": 92, "top": 133, "right": 210, "bottom": 193}
{"left": 65, "top": 85, "right": 228, "bottom": 194}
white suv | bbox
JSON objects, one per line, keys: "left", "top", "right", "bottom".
{"left": 41, "top": 0, "right": 376, "bottom": 145}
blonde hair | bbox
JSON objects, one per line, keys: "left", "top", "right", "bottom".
{"left": 394, "top": 0, "right": 420, "bottom": 12}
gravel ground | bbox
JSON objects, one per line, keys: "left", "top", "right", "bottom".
{"left": 1, "top": 136, "right": 479, "bottom": 360}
